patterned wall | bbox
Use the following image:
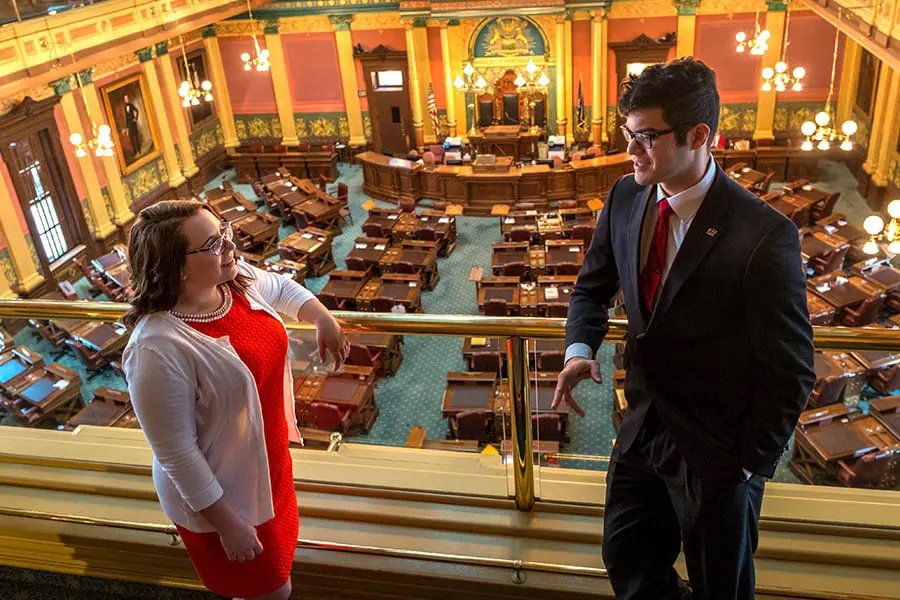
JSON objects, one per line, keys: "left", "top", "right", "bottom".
{"left": 190, "top": 120, "right": 225, "bottom": 161}
{"left": 234, "top": 112, "right": 356, "bottom": 143}
{"left": 122, "top": 156, "right": 169, "bottom": 206}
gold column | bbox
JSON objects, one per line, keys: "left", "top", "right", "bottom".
{"left": 264, "top": 20, "right": 300, "bottom": 147}
{"left": 872, "top": 69, "right": 900, "bottom": 187}
{"left": 0, "top": 269, "right": 13, "bottom": 298}
{"left": 154, "top": 41, "right": 198, "bottom": 178}
{"left": 863, "top": 65, "right": 894, "bottom": 176}
{"left": 411, "top": 21, "right": 434, "bottom": 144}
{"left": 404, "top": 20, "right": 426, "bottom": 149}
{"left": 329, "top": 15, "right": 366, "bottom": 147}
{"left": 138, "top": 47, "right": 185, "bottom": 188}
{"left": 79, "top": 70, "right": 134, "bottom": 226}
{"left": 753, "top": 4, "right": 787, "bottom": 143}
{"left": 555, "top": 15, "right": 567, "bottom": 137}
{"left": 0, "top": 158, "right": 44, "bottom": 293}
{"left": 439, "top": 21, "right": 458, "bottom": 137}
{"left": 202, "top": 26, "right": 238, "bottom": 150}
{"left": 564, "top": 12, "right": 574, "bottom": 143}
{"left": 836, "top": 37, "right": 863, "bottom": 126}
{"left": 447, "top": 20, "right": 467, "bottom": 142}
{"left": 51, "top": 76, "right": 116, "bottom": 241}
{"left": 590, "top": 9, "right": 608, "bottom": 145}
{"left": 675, "top": 0, "right": 698, "bottom": 58}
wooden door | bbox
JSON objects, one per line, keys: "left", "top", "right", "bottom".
{"left": 360, "top": 47, "right": 413, "bottom": 156}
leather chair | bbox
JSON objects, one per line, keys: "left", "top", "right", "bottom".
{"left": 531, "top": 413, "right": 563, "bottom": 442}
{"left": 507, "top": 228, "right": 532, "bottom": 243}
{"left": 293, "top": 210, "right": 310, "bottom": 231}
{"left": 416, "top": 228, "right": 438, "bottom": 242}
{"left": 811, "top": 246, "right": 849, "bottom": 275}
{"left": 501, "top": 262, "right": 527, "bottom": 279}
{"left": 308, "top": 401, "right": 352, "bottom": 433}
{"left": 545, "top": 303, "right": 569, "bottom": 318}
{"left": 470, "top": 351, "right": 503, "bottom": 373}
{"left": 870, "top": 364, "right": 900, "bottom": 394}
{"left": 449, "top": 409, "right": 493, "bottom": 443}
{"left": 422, "top": 151, "right": 436, "bottom": 167}
{"left": 840, "top": 294, "right": 885, "bottom": 327}
{"left": 551, "top": 262, "right": 581, "bottom": 276}
{"left": 363, "top": 223, "right": 385, "bottom": 238}
{"left": 337, "top": 182, "right": 349, "bottom": 205}
{"left": 805, "top": 375, "right": 846, "bottom": 409}
{"left": 810, "top": 192, "right": 840, "bottom": 222}
{"left": 397, "top": 196, "right": 417, "bottom": 212}
{"left": 347, "top": 344, "right": 384, "bottom": 374}
{"left": 484, "top": 299, "right": 510, "bottom": 316}
{"left": 570, "top": 225, "right": 595, "bottom": 246}
{"left": 64, "top": 338, "right": 110, "bottom": 379}
{"left": 316, "top": 292, "right": 344, "bottom": 311}
{"left": 428, "top": 144, "right": 446, "bottom": 164}
{"left": 393, "top": 261, "right": 420, "bottom": 275}
{"left": 371, "top": 297, "right": 399, "bottom": 312}
{"left": 537, "top": 351, "right": 565, "bottom": 372}
{"left": 836, "top": 450, "right": 896, "bottom": 488}
{"left": 345, "top": 256, "right": 371, "bottom": 274}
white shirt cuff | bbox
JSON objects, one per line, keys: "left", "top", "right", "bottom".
{"left": 564, "top": 343, "right": 593, "bottom": 364}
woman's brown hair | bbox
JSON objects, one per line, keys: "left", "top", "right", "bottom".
{"left": 123, "top": 199, "right": 251, "bottom": 328}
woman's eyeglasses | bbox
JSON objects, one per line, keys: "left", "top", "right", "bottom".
{"left": 620, "top": 125, "right": 676, "bottom": 150}
{"left": 186, "top": 222, "right": 233, "bottom": 256}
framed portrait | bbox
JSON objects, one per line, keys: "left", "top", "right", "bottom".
{"left": 177, "top": 50, "right": 215, "bottom": 130}
{"left": 100, "top": 73, "right": 161, "bottom": 175}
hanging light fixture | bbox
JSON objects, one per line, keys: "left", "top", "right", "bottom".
{"left": 55, "top": 36, "right": 114, "bottom": 158}
{"left": 736, "top": 9, "right": 771, "bottom": 55}
{"left": 239, "top": 0, "right": 270, "bottom": 72}
{"left": 760, "top": 2, "right": 806, "bottom": 92}
{"left": 453, "top": 61, "right": 488, "bottom": 137}
{"left": 862, "top": 199, "right": 900, "bottom": 255}
{"left": 177, "top": 35, "right": 213, "bottom": 107}
{"left": 799, "top": 27, "right": 856, "bottom": 152}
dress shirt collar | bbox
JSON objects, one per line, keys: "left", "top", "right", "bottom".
{"left": 655, "top": 156, "right": 716, "bottom": 221}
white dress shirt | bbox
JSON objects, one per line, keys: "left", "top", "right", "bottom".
{"left": 124, "top": 261, "right": 315, "bottom": 532}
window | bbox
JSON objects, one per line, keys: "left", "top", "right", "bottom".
{"left": 372, "top": 70, "right": 403, "bottom": 91}
{"left": 10, "top": 139, "right": 69, "bottom": 263}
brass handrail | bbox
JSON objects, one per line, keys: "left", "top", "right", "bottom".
{"left": 2, "top": 298, "right": 900, "bottom": 513}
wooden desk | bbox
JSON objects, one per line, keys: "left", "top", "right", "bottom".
{"left": 379, "top": 244, "right": 440, "bottom": 290}
{"left": 807, "top": 290, "right": 836, "bottom": 326}
{"left": 231, "top": 149, "right": 338, "bottom": 183}
{"left": 91, "top": 248, "right": 127, "bottom": 274}
{"left": 494, "top": 371, "right": 570, "bottom": 443}
{"left": 73, "top": 322, "right": 128, "bottom": 357}
{"left": 2, "top": 363, "right": 82, "bottom": 426}
{"left": 442, "top": 371, "right": 497, "bottom": 417}
{"left": 726, "top": 165, "right": 769, "bottom": 190}
{"left": 278, "top": 228, "right": 335, "bottom": 276}
{"left": 477, "top": 285, "right": 521, "bottom": 315}
{"left": 809, "top": 274, "right": 876, "bottom": 310}
{"left": 363, "top": 213, "right": 402, "bottom": 240}
{"left": 815, "top": 351, "right": 867, "bottom": 406}
{"left": 817, "top": 214, "right": 867, "bottom": 245}
{"left": 0, "top": 347, "right": 43, "bottom": 392}
{"left": 294, "top": 365, "right": 377, "bottom": 433}
{"left": 66, "top": 387, "right": 133, "bottom": 430}
{"left": 372, "top": 278, "right": 422, "bottom": 313}
{"left": 293, "top": 198, "right": 343, "bottom": 234}
{"left": 345, "top": 237, "right": 390, "bottom": 274}
{"left": 462, "top": 337, "right": 564, "bottom": 370}
{"left": 862, "top": 265, "right": 900, "bottom": 292}
{"left": 209, "top": 193, "right": 258, "bottom": 224}
{"left": 415, "top": 212, "right": 457, "bottom": 256}
{"left": 870, "top": 396, "right": 900, "bottom": 438}
{"left": 262, "top": 258, "right": 308, "bottom": 285}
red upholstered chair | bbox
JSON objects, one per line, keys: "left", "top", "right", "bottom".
{"left": 317, "top": 292, "right": 345, "bottom": 311}
{"left": 836, "top": 450, "right": 896, "bottom": 488}
{"left": 397, "top": 196, "right": 417, "bottom": 212}
{"left": 870, "top": 365, "right": 900, "bottom": 394}
{"left": 531, "top": 413, "right": 563, "bottom": 442}
{"left": 371, "top": 297, "right": 398, "bottom": 312}
{"left": 347, "top": 344, "right": 384, "bottom": 374}
{"left": 470, "top": 351, "right": 503, "bottom": 373}
{"left": 345, "top": 257, "right": 371, "bottom": 274}
{"left": 293, "top": 211, "right": 310, "bottom": 231}
{"left": 537, "top": 351, "right": 565, "bottom": 372}
{"left": 336, "top": 182, "right": 349, "bottom": 205}
{"left": 484, "top": 299, "right": 510, "bottom": 316}
{"left": 428, "top": 144, "right": 445, "bottom": 164}
{"left": 507, "top": 228, "right": 533, "bottom": 243}
{"left": 810, "top": 192, "right": 840, "bottom": 222}
{"left": 416, "top": 228, "right": 438, "bottom": 242}
{"left": 811, "top": 247, "right": 849, "bottom": 275}
{"left": 587, "top": 145, "right": 603, "bottom": 156}
{"left": 422, "top": 151, "right": 436, "bottom": 167}
{"left": 363, "top": 223, "right": 385, "bottom": 238}
{"left": 840, "top": 294, "right": 885, "bottom": 327}
{"left": 552, "top": 156, "right": 563, "bottom": 169}
{"left": 449, "top": 409, "right": 493, "bottom": 443}
{"left": 501, "top": 262, "right": 527, "bottom": 279}
{"left": 805, "top": 375, "right": 846, "bottom": 409}
{"left": 308, "top": 401, "right": 352, "bottom": 433}
{"left": 393, "top": 261, "right": 419, "bottom": 275}
{"left": 545, "top": 303, "right": 569, "bottom": 318}
{"left": 249, "top": 144, "right": 265, "bottom": 153}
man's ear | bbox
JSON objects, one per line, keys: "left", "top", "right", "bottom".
{"left": 692, "top": 123, "right": 712, "bottom": 150}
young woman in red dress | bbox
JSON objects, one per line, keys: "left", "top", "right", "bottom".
{"left": 123, "top": 200, "right": 348, "bottom": 600}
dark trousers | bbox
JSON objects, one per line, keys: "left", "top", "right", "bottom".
{"left": 603, "top": 424, "right": 765, "bottom": 600}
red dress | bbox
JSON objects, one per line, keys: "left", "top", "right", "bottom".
{"left": 175, "top": 289, "right": 298, "bottom": 598}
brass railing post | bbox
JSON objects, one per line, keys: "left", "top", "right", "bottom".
{"left": 505, "top": 336, "right": 534, "bottom": 511}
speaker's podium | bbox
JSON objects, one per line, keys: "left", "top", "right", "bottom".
{"left": 470, "top": 125, "right": 541, "bottom": 162}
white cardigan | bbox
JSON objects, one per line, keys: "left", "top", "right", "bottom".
{"left": 123, "top": 261, "right": 314, "bottom": 532}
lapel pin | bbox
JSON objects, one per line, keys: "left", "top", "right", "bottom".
{"left": 706, "top": 227, "right": 718, "bottom": 237}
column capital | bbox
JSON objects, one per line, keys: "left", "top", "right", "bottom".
{"left": 76, "top": 68, "right": 95, "bottom": 86}
{"left": 589, "top": 7, "right": 609, "bottom": 20}
{"left": 403, "top": 16, "right": 428, "bottom": 28}
{"left": 135, "top": 47, "right": 154, "bottom": 63}
{"left": 329, "top": 14, "right": 353, "bottom": 31}
{"left": 674, "top": 0, "right": 701, "bottom": 16}
{"left": 447, "top": 18, "right": 461, "bottom": 27}
{"left": 155, "top": 40, "right": 169, "bottom": 56}
{"left": 263, "top": 19, "right": 280, "bottom": 35}
{"left": 764, "top": 0, "right": 788, "bottom": 11}
{"left": 201, "top": 24, "right": 217, "bottom": 38}
{"left": 50, "top": 76, "right": 73, "bottom": 96}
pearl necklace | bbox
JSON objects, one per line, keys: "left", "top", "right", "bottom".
{"left": 170, "top": 285, "right": 233, "bottom": 323}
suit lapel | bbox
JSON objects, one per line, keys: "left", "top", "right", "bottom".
{"left": 626, "top": 184, "right": 654, "bottom": 332}
{"left": 650, "top": 168, "right": 731, "bottom": 323}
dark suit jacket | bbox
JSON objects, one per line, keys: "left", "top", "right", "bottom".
{"left": 566, "top": 166, "right": 815, "bottom": 480}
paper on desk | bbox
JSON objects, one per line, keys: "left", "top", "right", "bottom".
{"left": 387, "top": 214, "right": 399, "bottom": 220}
{"left": 526, "top": 210, "right": 537, "bottom": 216}
{"left": 302, "top": 232, "right": 314, "bottom": 239}
{"left": 545, "top": 287, "right": 560, "bottom": 300}
{"left": 408, "top": 282, "right": 417, "bottom": 287}
{"left": 308, "top": 242, "right": 322, "bottom": 252}
{"left": 438, "top": 217, "right": 450, "bottom": 223}
{"left": 504, "top": 217, "right": 515, "bottom": 224}
{"left": 54, "top": 380, "right": 69, "bottom": 390}
{"left": 471, "top": 337, "right": 488, "bottom": 346}
{"left": 823, "top": 225, "right": 837, "bottom": 234}
{"left": 816, "top": 284, "right": 831, "bottom": 292}
{"left": 236, "top": 206, "right": 246, "bottom": 212}
{"left": 374, "top": 244, "right": 387, "bottom": 251}
{"left": 835, "top": 275, "right": 848, "bottom": 285}
{"left": 802, "top": 184, "right": 813, "bottom": 191}
{"left": 421, "top": 216, "right": 429, "bottom": 221}
{"left": 741, "top": 167, "right": 751, "bottom": 173}
{"left": 355, "top": 243, "right": 368, "bottom": 249}
{"left": 569, "top": 246, "right": 580, "bottom": 252}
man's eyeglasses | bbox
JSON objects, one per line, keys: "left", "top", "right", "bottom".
{"left": 621, "top": 125, "right": 676, "bottom": 150}
{"left": 186, "top": 222, "right": 233, "bottom": 256}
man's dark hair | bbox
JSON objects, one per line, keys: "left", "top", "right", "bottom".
{"left": 617, "top": 57, "right": 719, "bottom": 147}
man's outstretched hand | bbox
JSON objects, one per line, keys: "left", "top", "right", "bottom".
{"left": 551, "top": 357, "right": 603, "bottom": 417}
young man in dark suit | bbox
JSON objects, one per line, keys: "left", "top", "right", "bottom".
{"left": 552, "top": 58, "right": 815, "bottom": 599}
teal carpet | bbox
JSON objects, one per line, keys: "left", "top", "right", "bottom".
{"left": 4, "top": 159, "right": 875, "bottom": 484}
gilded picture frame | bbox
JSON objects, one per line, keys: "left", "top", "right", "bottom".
{"left": 100, "top": 73, "right": 162, "bottom": 175}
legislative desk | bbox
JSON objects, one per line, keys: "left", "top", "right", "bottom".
{"left": 208, "top": 192, "right": 257, "bottom": 224}
{"left": 345, "top": 237, "right": 390, "bottom": 274}
{"left": 462, "top": 337, "right": 565, "bottom": 372}
{"left": 289, "top": 330, "right": 403, "bottom": 377}
{"left": 468, "top": 126, "right": 541, "bottom": 161}
{"left": 806, "top": 290, "right": 836, "bottom": 325}
{"left": 65, "top": 387, "right": 135, "bottom": 430}
{"left": 870, "top": 395, "right": 900, "bottom": 438}
{"left": 442, "top": 371, "right": 498, "bottom": 417}
{"left": 357, "top": 151, "right": 633, "bottom": 212}
{"left": 355, "top": 273, "right": 423, "bottom": 313}
{"left": 262, "top": 258, "right": 308, "bottom": 285}
{"left": 494, "top": 371, "right": 570, "bottom": 444}
{"left": 231, "top": 148, "right": 338, "bottom": 183}
{"left": 0, "top": 347, "right": 44, "bottom": 393}
{"left": 851, "top": 348, "right": 900, "bottom": 393}
{"left": 319, "top": 270, "right": 368, "bottom": 310}
{"left": 808, "top": 273, "right": 884, "bottom": 312}
{"left": 72, "top": 322, "right": 129, "bottom": 357}
{"left": 800, "top": 230, "right": 850, "bottom": 273}
{"left": 812, "top": 351, "right": 867, "bottom": 407}
{"left": 1, "top": 363, "right": 83, "bottom": 426}
{"left": 278, "top": 227, "right": 335, "bottom": 276}
{"left": 378, "top": 241, "right": 440, "bottom": 290}
{"left": 294, "top": 364, "right": 377, "bottom": 433}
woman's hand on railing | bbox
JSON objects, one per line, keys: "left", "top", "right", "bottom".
{"left": 551, "top": 357, "right": 602, "bottom": 417}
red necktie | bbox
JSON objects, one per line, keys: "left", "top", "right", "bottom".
{"left": 640, "top": 198, "right": 674, "bottom": 313}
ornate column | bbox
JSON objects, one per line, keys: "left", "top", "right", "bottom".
{"left": 836, "top": 37, "right": 862, "bottom": 126}
{"left": 555, "top": 15, "right": 568, "bottom": 137}
{"left": 409, "top": 18, "right": 434, "bottom": 144}
{"left": 138, "top": 47, "right": 185, "bottom": 188}
{"left": 439, "top": 20, "right": 458, "bottom": 137}
{"left": 78, "top": 69, "right": 134, "bottom": 225}
{"left": 590, "top": 8, "right": 609, "bottom": 145}
{"left": 202, "top": 26, "right": 239, "bottom": 150}
{"left": 863, "top": 66, "right": 894, "bottom": 176}
{"left": 0, "top": 158, "right": 43, "bottom": 293}
{"left": 404, "top": 19, "right": 426, "bottom": 149}
{"left": 264, "top": 20, "right": 300, "bottom": 147}
{"left": 329, "top": 15, "right": 366, "bottom": 147}
{"left": 446, "top": 20, "right": 467, "bottom": 142}
{"left": 0, "top": 270, "right": 12, "bottom": 299}
{"left": 753, "top": 1, "right": 787, "bottom": 143}
{"left": 873, "top": 69, "right": 900, "bottom": 188}
{"left": 50, "top": 76, "right": 116, "bottom": 240}
{"left": 564, "top": 11, "right": 574, "bottom": 142}
{"left": 154, "top": 41, "right": 198, "bottom": 178}
{"left": 675, "top": 0, "right": 700, "bottom": 58}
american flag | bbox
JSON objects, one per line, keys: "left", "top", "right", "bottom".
{"left": 427, "top": 82, "right": 441, "bottom": 136}
{"left": 575, "top": 74, "right": 587, "bottom": 133}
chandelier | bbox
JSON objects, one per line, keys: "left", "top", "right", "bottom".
{"left": 800, "top": 28, "right": 856, "bottom": 152}
{"left": 736, "top": 10, "right": 771, "bottom": 55}
{"left": 453, "top": 62, "right": 488, "bottom": 137}
{"left": 177, "top": 36, "right": 213, "bottom": 106}
{"left": 760, "top": 2, "right": 806, "bottom": 92}
{"left": 239, "top": 0, "right": 270, "bottom": 72}
{"left": 862, "top": 199, "right": 900, "bottom": 255}
{"left": 57, "top": 41, "right": 114, "bottom": 158}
